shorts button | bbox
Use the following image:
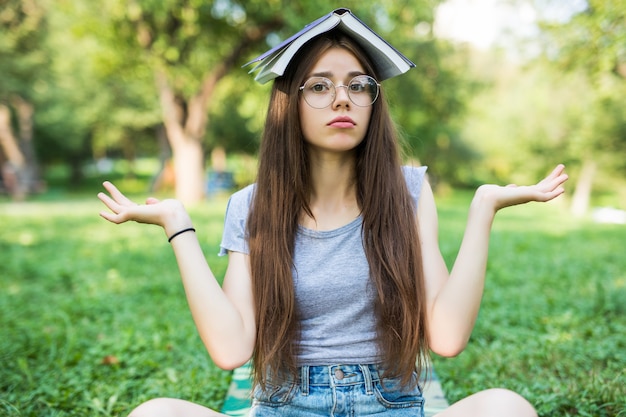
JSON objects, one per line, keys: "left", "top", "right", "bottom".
{"left": 334, "top": 368, "right": 344, "bottom": 380}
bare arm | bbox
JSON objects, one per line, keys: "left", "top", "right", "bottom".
{"left": 419, "top": 165, "right": 568, "bottom": 356}
{"left": 97, "top": 182, "right": 255, "bottom": 369}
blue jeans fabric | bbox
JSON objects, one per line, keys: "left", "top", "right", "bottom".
{"left": 249, "top": 364, "right": 425, "bottom": 417}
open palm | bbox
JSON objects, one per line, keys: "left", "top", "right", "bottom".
{"left": 477, "top": 164, "right": 568, "bottom": 212}
{"left": 98, "top": 181, "right": 185, "bottom": 228}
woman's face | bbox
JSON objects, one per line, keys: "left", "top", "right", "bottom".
{"left": 298, "top": 47, "right": 373, "bottom": 156}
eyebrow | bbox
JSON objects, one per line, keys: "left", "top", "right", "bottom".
{"left": 309, "top": 70, "right": 366, "bottom": 79}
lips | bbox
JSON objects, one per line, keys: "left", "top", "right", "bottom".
{"left": 327, "top": 116, "right": 356, "bottom": 128}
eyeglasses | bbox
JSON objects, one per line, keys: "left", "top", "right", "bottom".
{"left": 299, "top": 75, "right": 380, "bottom": 109}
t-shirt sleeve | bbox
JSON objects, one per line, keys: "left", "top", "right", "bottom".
{"left": 218, "top": 184, "right": 255, "bottom": 256}
{"left": 401, "top": 165, "right": 428, "bottom": 210}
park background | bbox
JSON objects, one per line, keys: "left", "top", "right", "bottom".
{"left": 1, "top": 0, "right": 624, "bottom": 416}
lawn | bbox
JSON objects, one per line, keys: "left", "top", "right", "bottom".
{"left": 1, "top": 186, "right": 624, "bottom": 416}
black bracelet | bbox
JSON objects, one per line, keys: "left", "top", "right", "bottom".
{"left": 167, "top": 227, "right": 196, "bottom": 243}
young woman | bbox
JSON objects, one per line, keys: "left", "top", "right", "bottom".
{"left": 98, "top": 13, "right": 568, "bottom": 417}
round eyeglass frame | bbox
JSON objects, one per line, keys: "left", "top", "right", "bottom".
{"left": 298, "top": 75, "right": 381, "bottom": 109}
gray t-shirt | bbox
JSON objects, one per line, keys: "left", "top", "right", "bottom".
{"left": 219, "top": 165, "right": 427, "bottom": 365}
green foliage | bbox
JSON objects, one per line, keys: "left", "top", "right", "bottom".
{"left": 5, "top": 0, "right": 624, "bottom": 203}
{"left": 2, "top": 0, "right": 472, "bottom": 186}
{"left": 433, "top": 197, "right": 626, "bottom": 416}
{"left": 207, "top": 73, "right": 270, "bottom": 154}
{"left": 0, "top": 0, "right": 162, "bottom": 172}
{"left": 36, "top": 0, "right": 161, "bottom": 164}
{"left": 459, "top": 57, "right": 586, "bottom": 185}
{"left": 456, "top": 44, "right": 626, "bottom": 205}
{"left": 1, "top": 186, "right": 624, "bottom": 416}
{"left": 530, "top": 0, "right": 626, "bottom": 194}
{"left": 0, "top": 0, "right": 49, "bottom": 98}
{"left": 537, "top": 0, "right": 626, "bottom": 83}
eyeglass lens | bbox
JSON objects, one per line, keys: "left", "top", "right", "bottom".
{"left": 300, "top": 76, "right": 379, "bottom": 108}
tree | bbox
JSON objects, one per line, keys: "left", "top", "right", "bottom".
{"left": 459, "top": 55, "right": 595, "bottom": 183}
{"left": 536, "top": 0, "right": 626, "bottom": 214}
{"left": 378, "top": 2, "right": 476, "bottom": 186}
{"left": 0, "top": 0, "right": 48, "bottom": 198}
{"left": 62, "top": 0, "right": 466, "bottom": 203}
{"left": 66, "top": 0, "right": 286, "bottom": 204}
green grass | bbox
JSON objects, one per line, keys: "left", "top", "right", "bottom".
{"left": 0, "top": 196, "right": 232, "bottom": 416}
{"left": 1, "top": 190, "right": 624, "bottom": 416}
{"left": 434, "top": 194, "right": 626, "bottom": 416}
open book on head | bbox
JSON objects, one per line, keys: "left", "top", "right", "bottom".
{"left": 243, "top": 8, "right": 416, "bottom": 84}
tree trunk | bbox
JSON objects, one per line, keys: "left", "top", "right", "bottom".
{"left": 148, "top": 20, "right": 283, "bottom": 205}
{"left": 156, "top": 72, "right": 208, "bottom": 205}
{"left": 11, "top": 95, "right": 43, "bottom": 194}
{"left": 0, "top": 98, "right": 44, "bottom": 198}
{"left": 0, "top": 104, "right": 25, "bottom": 166}
{"left": 171, "top": 131, "right": 206, "bottom": 204}
{"left": 149, "top": 124, "right": 173, "bottom": 193}
{"left": 570, "top": 159, "right": 596, "bottom": 217}
{"left": 0, "top": 103, "right": 26, "bottom": 199}
{"left": 121, "top": 135, "right": 137, "bottom": 179}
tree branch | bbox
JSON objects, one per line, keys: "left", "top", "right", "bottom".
{"left": 185, "top": 18, "right": 284, "bottom": 138}
{"left": 155, "top": 70, "right": 186, "bottom": 147}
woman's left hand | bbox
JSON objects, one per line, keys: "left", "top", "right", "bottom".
{"left": 476, "top": 164, "right": 569, "bottom": 212}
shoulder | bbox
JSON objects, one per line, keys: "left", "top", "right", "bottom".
{"left": 401, "top": 165, "right": 428, "bottom": 206}
{"left": 230, "top": 182, "right": 256, "bottom": 200}
{"left": 223, "top": 183, "right": 257, "bottom": 232}
{"left": 225, "top": 183, "right": 256, "bottom": 214}
{"left": 219, "top": 184, "right": 256, "bottom": 256}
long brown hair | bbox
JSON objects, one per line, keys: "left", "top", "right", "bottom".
{"left": 247, "top": 31, "right": 429, "bottom": 387}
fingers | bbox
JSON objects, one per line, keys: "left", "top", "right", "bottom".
{"left": 98, "top": 181, "right": 136, "bottom": 224}
{"left": 537, "top": 165, "right": 568, "bottom": 190}
{"left": 98, "top": 209, "right": 123, "bottom": 224}
{"left": 547, "top": 169, "right": 568, "bottom": 192}
{"left": 97, "top": 182, "right": 170, "bottom": 226}
{"left": 552, "top": 163, "right": 566, "bottom": 176}
{"left": 97, "top": 193, "right": 128, "bottom": 224}
{"left": 102, "top": 181, "right": 135, "bottom": 206}
{"left": 97, "top": 191, "right": 119, "bottom": 214}
{"left": 538, "top": 185, "right": 565, "bottom": 202}
{"left": 533, "top": 165, "right": 568, "bottom": 202}
{"left": 547, "top": 164, "right": 564, "bottom": 177}
{"left": 482, "top": 165, "right": 569, "bottom": 209}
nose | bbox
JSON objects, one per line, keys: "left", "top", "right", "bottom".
{"left": 332, "top": 84, "right": 351, "bottom": 108}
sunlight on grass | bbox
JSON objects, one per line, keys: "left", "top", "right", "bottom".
{"left": 0, "top": 195, "right": 232, "bottom": 417}
{"left": 429, "top": 192, "right": 625, "bottom": 416}
{"left": 1, "top": 191, "right": 624, "bottom": 416}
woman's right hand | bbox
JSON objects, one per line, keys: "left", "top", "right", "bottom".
{"left": 98, "top": 181, "right": 193, "bottom": 236}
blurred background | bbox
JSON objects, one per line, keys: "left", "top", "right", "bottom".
{"left": 0, "top": 0, "right": 624, "bottom": 214}
{"left": 1, "top": 2, "right": 625, "bottom": 416}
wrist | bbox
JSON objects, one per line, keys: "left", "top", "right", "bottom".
{"left": 470, "top": 187, "right": 498, "bottom": 221}
{"left": 160, "top": 200, "right": 194, "bottom": 237}
{"left": 167, "top": 227, "right": 196, "bottom": 243}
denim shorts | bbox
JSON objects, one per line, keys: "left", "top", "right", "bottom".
{"left": 249, "top": 364, "right": 424, "bottom": 417}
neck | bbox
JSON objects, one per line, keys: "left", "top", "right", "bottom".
{"left": 302, "top": 152, "right": 360, "bottom": 230}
